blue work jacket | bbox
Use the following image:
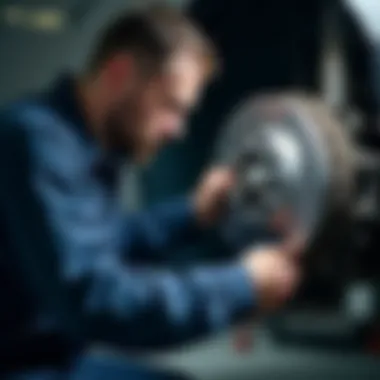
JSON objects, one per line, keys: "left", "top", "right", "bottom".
{"left": 0, "top": 75, "right": 255, "bottom": 379}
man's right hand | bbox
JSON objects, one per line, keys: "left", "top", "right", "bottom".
{"left": 241, "top": 233, "right": 304, "bottom": 311}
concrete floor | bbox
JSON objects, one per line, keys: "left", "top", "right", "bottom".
{"left": 95, "top": 327, "right": 380, "bottom": 380}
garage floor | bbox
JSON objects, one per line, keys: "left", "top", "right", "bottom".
{"left": 98, "top": 327, "right": 380, "bottom": 380}
{"left": 93, "top": 326, "right": 380, "bottom": 380}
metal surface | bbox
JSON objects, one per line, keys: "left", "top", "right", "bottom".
{"left": 215, "top": 93, "right": 356, "bottom": 251}
{"left": 344, "top": 0, "right": 380, "bottom": 43}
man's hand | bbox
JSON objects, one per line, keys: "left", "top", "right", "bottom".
{"left": 193, "top": 167, "right": 234, "bottom": 227}
{"left": 232, "top": 233, "right": 304, "bottom": 353}
{"left": 242, "top": 232, "right": 303, "bottom": 311}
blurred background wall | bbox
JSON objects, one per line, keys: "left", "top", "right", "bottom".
{"left": 0, "top": 0, "right": 189, "bottom": 103}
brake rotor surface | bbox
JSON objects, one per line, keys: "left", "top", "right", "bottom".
{"left": 214, "top": 93, "right": 356, "bottom": 251}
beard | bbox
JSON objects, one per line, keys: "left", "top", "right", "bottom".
{"left": 103, "top": 99, "right": 137, "bottom": 157}
{"left": 103, "top": 98, "right": 156, "bottom": 164}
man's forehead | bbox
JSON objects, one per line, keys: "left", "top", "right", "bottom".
{"left": 163, "top": 53, "right": 205, "bottom": 92}
{"left": 167, "top": 52, "right": 203, "bottom": 73}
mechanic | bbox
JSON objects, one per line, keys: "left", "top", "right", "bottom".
{"left": 0, "top": 5, "right": 303, "bottom": 380}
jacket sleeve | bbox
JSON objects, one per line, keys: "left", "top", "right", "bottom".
{"left": 122, "top": 197, "right": 205, "bottom": 262}
{"left": 0, "top": 118, "right": 256, "bottom": 350}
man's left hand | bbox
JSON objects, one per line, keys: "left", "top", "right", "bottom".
{"left": 193, "top": 167, "right": 234, "bottom": 228}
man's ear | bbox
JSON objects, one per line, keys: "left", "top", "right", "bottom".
{"left": 105, "top": 53, "right": 136, "bottom": 93}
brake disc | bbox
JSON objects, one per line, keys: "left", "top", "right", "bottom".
{"left": 214, "top": 93, "right": 356, "bottom": 252}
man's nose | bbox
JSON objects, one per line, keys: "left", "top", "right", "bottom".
{"left": 162, "top": 121, "right": 186, "bottom": 140}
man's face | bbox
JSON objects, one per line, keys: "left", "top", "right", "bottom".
{"left": 102, "top": 52, "right": 207, "bottom": 163}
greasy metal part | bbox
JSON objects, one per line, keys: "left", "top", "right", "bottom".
{"left": 215, "top": 93, "right": 356, "bottom": 252}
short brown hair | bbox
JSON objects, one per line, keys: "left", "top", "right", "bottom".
{"left": 88, "top": 5, "right": 218, "bottom": 78}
